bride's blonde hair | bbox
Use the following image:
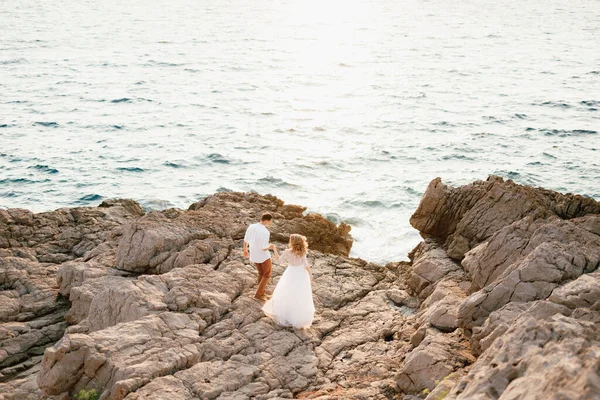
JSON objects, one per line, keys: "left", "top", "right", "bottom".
{"left": 289, "top": 234, "right": 308, "bottom": 256}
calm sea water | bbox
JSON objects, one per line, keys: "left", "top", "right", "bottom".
{"left": 1, "top": 0, "right": 599, "bottom": 263}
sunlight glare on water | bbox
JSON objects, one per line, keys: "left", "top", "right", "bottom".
{"left": 1, "top": 0, "right": 599, "bottom": 263}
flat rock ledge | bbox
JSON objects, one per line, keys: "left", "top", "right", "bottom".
{"left": 0, "top": 177, "right": 598, "bottom": 400}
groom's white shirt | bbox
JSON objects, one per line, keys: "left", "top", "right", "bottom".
{"left": 244, "top": 223, "right": 270, "bottom": 263}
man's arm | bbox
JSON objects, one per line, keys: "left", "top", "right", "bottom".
{"left": 243, "top": 226, "right": 252, "bottom": 259}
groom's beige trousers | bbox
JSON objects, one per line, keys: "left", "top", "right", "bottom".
{"left": 254, "top": 258, "right": 272, "bottom": 298}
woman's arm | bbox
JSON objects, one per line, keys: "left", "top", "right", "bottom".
{"left": 303, "top": 255, "right": 312, "bottom": 280}
{"left": 272, "top": 246, "right": 280, "bottom": 262}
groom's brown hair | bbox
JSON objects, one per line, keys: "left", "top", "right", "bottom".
{"left": 261, "top": 212, "right": 273, "bottom": 221}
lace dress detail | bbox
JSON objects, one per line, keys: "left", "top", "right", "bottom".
{"left": 277, "top": 249, "right": 310, "bottom": 268}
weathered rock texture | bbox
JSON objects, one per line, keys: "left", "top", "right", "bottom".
{"left": 1, "top": 178, "right": 599, "bottom": 400}
{"left": 2, "top": 192, "right": 413, "bottom": 400}
{"left": 408, "top": 176, "right": 600, "bottom": 400}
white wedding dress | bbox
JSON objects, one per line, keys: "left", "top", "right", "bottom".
{"left": 262, "top": 249, "right": 315, "bottom": 329}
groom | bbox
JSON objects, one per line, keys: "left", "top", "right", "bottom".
{"left": 243, "top": 212, "right": 276, "bottom": 301}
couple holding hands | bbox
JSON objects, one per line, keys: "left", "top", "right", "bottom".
{"left": 243, "top": 212, "right": 314, "bottom": 329}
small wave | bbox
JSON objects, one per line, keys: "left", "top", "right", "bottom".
{"left": 2, "top": 155, "right": 23, "bottom": 163}
{"left": 216, "top": 187, "right": 234, "bottom": 193}
{"left": 116, "top": 167, "right": 145, "bottom": 173}
{"left": 79, "top": 194, "right": 103, "bottom": 202}
{"left": 29, "top": 165, "right": 59, "bottom": 174}
{"left": 111, "top": 98, "right": 132, "bottom": 103}
{"left": 324, "top": 213, "right": 343, "bottom": 224}
{"left": 163, "top": 161, "right": 186, "bottom": 168}
{"left": 112, "top": 125, "right": 124, "bottom": 130}
{"left": 147, "top": 60, "right": 184, "bottom": 67}
{"left": 0, "top": 58, "right": 26, "bottom": 65}
{"left": 580, "top": 100, "right": 599, "bottom": 107}
{"left": 0, "top": 124, "right": 11, "bottom": 128}
{"left": 540, "top": 129, "right": 597, "bottom": 137}
{"left": 403, "top": 186, "right": 422, "bottom": 196}
{"left": 77, "top": 193, "right": 103, "bottom": 204}
{"left": 513, "top": 113, "right": 528, "bottom": 119}
{"left": 433, "top": 121, "right": 454, "bottom": 127}
{"left": 342, "top": 216, "right": 364, "bottom": 225}
{"left": 139, "top": 199, "right": 175, "bottom": 211}
{"left": 34, "top": 121, "right": 59, "bottom": 127}
{"left": 0, "top": 178, "right": 44, "bottom": 184}
{"left": 0, "top": 191, "right": 18, "bottom": 198}
{"left": 257, "top": 176, "right": 297, "bottom": 188}
{"left": 495, "top": 171, "right": 521, "bottom": 180}
{"left": 537, "top": 101, "right": 571, "bottom": 108}
{"left": 206, "top": 153, "right": 230, "bottom": 164}
{"left": 572, "top": 129, "right": 597, "bottom": 135}
{"left": 345, "top": 199, "right": 403, "bottom": 209}
{"left": 543, "top": 152, "right": 557, "bottom": 159}
{"left": 441, "top": 154, "right": 475, "bottom": 161}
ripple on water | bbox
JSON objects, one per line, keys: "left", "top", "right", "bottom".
{"left": 78, "top": 194, "right": 103, "bottom": 202}
{"left": 494, "top": 170, "right": 521, "bottom": 180}
{"left": 34, "top": 122, "right": 59, "bottom": 127}
{"left": 540, "top": 129, "right": 598, "bottom": 137}
{"left": 116, "top": 167, "right": 145, "bottom": 173}
{"left": 139, "top": 199, "right": 176, "bottom": 211}
{"left": 580, "top": 100, "right": 599, "bottom": 107}
{"left": 344, "top": 199, "right": 403, "bottom": 209}
{"left": 537, "top": 101, "right": 571, "bottom": 108}
{"left": 163, "top": 161, "right": 187, "bottom": 168}
{"left": 109, "top": 98, "right": 132, "bottom": 103}
{"left": 256, "top": 176, "right": 298, "bottom": 188}
{"left": 201, "top": 153, "right": 240, "bottom": 165}
{"left": 29, "top": 165, "right": 59, "bottom": 174}
{"left": 441, "top": 154, "right": 476, "bottom": 161}
{"left": 0, "top": 178, "right": 44, "bottom": 184}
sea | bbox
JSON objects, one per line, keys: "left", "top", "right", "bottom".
{"left": 1, "top": 0, "right": 599, "bottom": 264}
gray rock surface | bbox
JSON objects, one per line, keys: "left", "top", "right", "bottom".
{"left": 1, "top": 177, "right": 599, "bottom": 400}
{"left": 406, "top": 175, "right": 600, "bottom": 400}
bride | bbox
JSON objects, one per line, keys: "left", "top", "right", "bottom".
{"left": 262, "top": 234, "right": 315, "bottom": 329}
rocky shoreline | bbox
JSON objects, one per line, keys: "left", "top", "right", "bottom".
{"left": 1, "top": 176, "right": 599, "bottom": 399}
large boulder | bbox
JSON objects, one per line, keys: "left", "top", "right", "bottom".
{"left": 407, "top": 176, "right": 600, "bottom": 400}
{"left": 410, "top": 176, "right": 600, "bottom": 260}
